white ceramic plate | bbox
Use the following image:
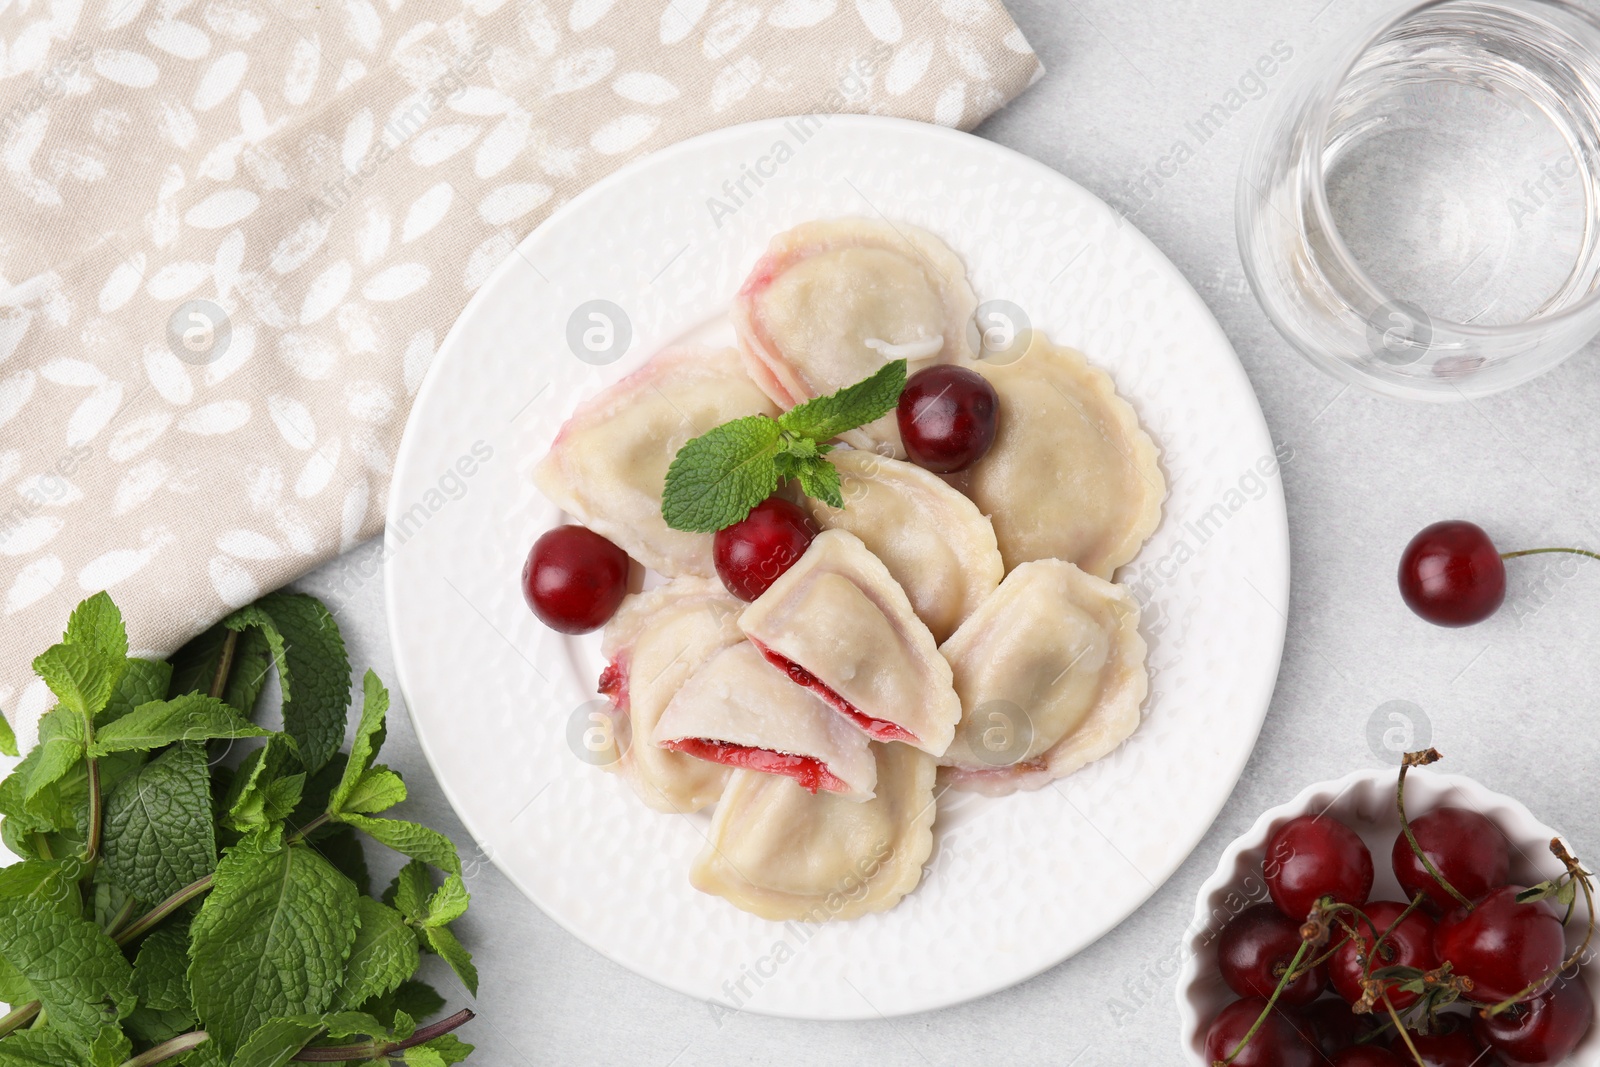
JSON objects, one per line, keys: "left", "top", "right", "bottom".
{"left": 385, "top": 116, "right": 1290, "bottom": 1020}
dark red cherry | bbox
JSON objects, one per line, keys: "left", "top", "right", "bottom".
{"left": 1289, "top": 998, "right": 1374, "bottom": 1058}
{"left": 1434, "top": 887, "right": 1566, "bottom": 1005}
{"left": 1203, "top": 997, "right": 1316, "bottom": 1067}
{"left": 1330, "top": 900, "right": 1437, "bottom": 1010}
{"left": 1405, "top": 1016, "right": 1500, "bottom": 1067}
{"left": 1473, "top": 976, "right": 1592, "bottom": 1066}
{"left": 713, "top": 497, "right": 816, "bottom": 602}
{"left": 1219, "top": 904, "right": 1327, "bottom": 1006}
{"left": 1392, "top": 807, "right": 1511, "bottom": 915}
{"left": 1265, "top": 815, "right": 1375, "bottom": 923}
{"left": 1331, "top": 1048, "right": 1407, "bottom": 1067}
{"left": 1398, "top": 521, "right": 1506, "bottom": 626}
{"left": 896, "top": 365, "right": 999, "bottom": 473}
{"left": 521, "top": 525, "right": 630, "bottom": 634}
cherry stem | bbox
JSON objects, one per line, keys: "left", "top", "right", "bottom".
{"left": 1483, "top": 838, "right": 1596, "bottom": 1016}
{"left": 1214, "top": 938, "right": 1313, "bottom": 1066}
{"left": 1398, "top": 749, "right": 1474, "bottom": 911}
{"left": 1283, "top": 931, "right": 1351, "bottom": 983}
{"left": 1383, "top": 992, "right": 1428, "bottom": 1067}
{"left": 1499, "top": 547, "right": 1600, "bottom": 563}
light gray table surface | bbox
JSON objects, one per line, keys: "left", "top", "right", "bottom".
{"left": 288, "top": 1, "right": 1600, "bottom": 1063}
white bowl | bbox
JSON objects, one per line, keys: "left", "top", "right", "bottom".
{"left": 1175, "top": 767, "right": 1599, "bottom": 1064}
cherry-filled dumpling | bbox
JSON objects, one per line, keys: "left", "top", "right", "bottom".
{"left": 796, "top": 449, "right": 1002, "bottom": 643}
{"left": 738, "top": 529, "right": 961, "bottom": 758}
{"left": 690, "top": 741, "right": 936, "bottom": 922}
{"left": 954, "top": 334, "right": 1164, "bottom": 579}
{"left": 533, "top": 346, "right": 778, "bottom": 577}
{"left": 653, "top": 642, "right": 876, "bottom": 801}
{"left": 938, "top": 559, "right": 1147, "bottom": 795}
{"left": 597, "top": 577, "right": 743, "bottom": 813}
{"left": 733, "top": 217, "right": 977, "bottom": 457}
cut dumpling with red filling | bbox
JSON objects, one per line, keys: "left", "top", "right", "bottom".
{"left": 533, "top": 345, "right": 779, "bottom": 577}
{"left": 598, "top": 577, "right": 744, "bottom": 813}
{"left": 951, "top": 333, "right": 1164, "bottom": 579}
{"left": 690, "top": 741, "right": 937, "bottom": 922}
{"left": 938, "top": 559, "right": 1148, "bottom": 796}
{"left": 733, "top": 217, "right": 977, "bottom": 458}
{"left": 737, "top": 529, "right": 961, "bottom": 758}
{"left": 654, "top": 643, "right": 876, "bottom": 801}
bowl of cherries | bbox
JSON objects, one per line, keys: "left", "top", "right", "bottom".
{"left": 1177, "top": 751, "right": 1596, "bottom": 1066}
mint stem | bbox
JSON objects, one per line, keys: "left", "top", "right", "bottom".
{"left": 115, "top": 874, "right": 214, "bottom": 946}
{"left": 1500, "top": 547, "right": 1600, "bottom": 563}
{"left": 82, "top": 755, "right": 102, "bottom": 863}
{"left": 290, "top": 1008, "right": 475, "bottom": 1061}
{"left": 104, "top": 895, "right": 138, "bottom": 939}
{"left": 117, "top": 1031, "right": 210, "bottom": 1067}
{"left": 209, "top": 630, "right": 238, "bottom": 700}
{"left": 0, "top": 1001, "right": 39, "bottom": 1038}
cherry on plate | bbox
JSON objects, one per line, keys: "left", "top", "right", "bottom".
{"left": 713, "top": 496, "right": 816, "bottom": 602}
{"left": 1398, "top": 520, "right": 1506, "bottom": 626}
{"left": 1433, "top": 886, "right": 1566, "bottom": 1005}
{"left": 1392, "top": 807, "right": 1510, "bottom": 914}
{"left": 1329, "top": 900, "right": 1437, "bottom": 1010}
{"left": 1219, "top": 903, "right": 1327, "bottom": 1005}
{"left": 1203, "top": 997, "right": 1316, "bottom": 1067}
{"left": 521, "top": 525, "right": 630, "bottom": 634}
{"left": 1473, "top": 976, "right": 1593, "bottom": 1066}
{"left": 1265, "top": 815, "right": 1375, "bottom": 923}
{"left": 1331, "top": 1047, "right": 1407, "bottom": 1067}
{"left": 896, "top": 364, "right": 999, "bottom": 473}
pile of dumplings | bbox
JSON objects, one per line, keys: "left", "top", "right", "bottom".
{"left": 534, "top": 218, "right": 1165, "bottom": 922}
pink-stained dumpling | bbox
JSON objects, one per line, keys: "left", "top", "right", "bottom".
{"left": 532, "top": 346, "right": 779, "bottom": 577}
{"left": 737, "top": 529, "right": 961, "bottom": 758}
{"left": 937, "top": 559, "right": 1148, "bottom": 796}
{"left": 654, "top": 643, "right": 877, "bottom": 801}
{"left": 733, "top": 217, "right": 978, "bottom": 457}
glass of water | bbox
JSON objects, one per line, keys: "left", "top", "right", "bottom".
{"left": 1238, "top": 0, "right": 1600, "bottom": 400}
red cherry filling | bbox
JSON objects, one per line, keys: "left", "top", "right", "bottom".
{"left": 1330, "top": 900, "right": 1437, "bottom": 1010}
{"left": 597, "top": 660, "right": 627, "bottom": 708}
{"left": 1473, "top": 976, "right": 1593, "bottom": 1067}
{"left": 713, "top": 497, "right": 816, "bottom": 602}
{"left": 751, "top": 640, "right": 917, "bottom": 744}
{"left": 1434, "top": 886, "right": 1566, "bottom": 1005}
{"left": 1265, "top": 815, "right": 1375, "bottom": 923}
{"left": 1397, "top": 520, "right": 1506, "bottom": 627}
{"left": 1218, "top": 903, "right": 1328, "bottom": 1005}
{"left": 522, "top": 525, "right": 631, "bottom": 634}
{"left": 1203, "top": 997, "right": 1316, "bottom": 1067}
{"left": 660, "top": 738, "right": 849, "bottom": 795}
{"left": 1392, "top": 807, "right": 1510, "bottom": 915}
{"left": 896, "top": 365, "right": 1000, "bottom": 473}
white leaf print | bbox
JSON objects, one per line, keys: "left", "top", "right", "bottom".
{"left": 218, "top": 529, "right": 283, "bottom": 559}
{"left": 547, "top": 46, "right": 615, "bottom": 94}
{"left": 276, "top": 506, "right": 317, "bottom": 553}
{"left": 209, "top": 554, "right": 262, "bottom": 608}
{"left": 337, "top": 301, "right": 381, "bottom": 356}
{"left": 945, "top": 31, "right": 991, "bottom": 80}
{"left": 214, "top": 228, "right": 246, "bottom": 299}
{"left": 403, "top": 329, "right": 435, "bottom": 395}
{"left": 355, "top": 205, "right": 392, "bottom": 264}
{"left": 855, "top": 0, "right": 903, "bottom": 42}
{"left": 184, "top": 189, "right": 259, "bottom": 229}
{"left": 934, "top": 79, "right": 967, "bottom": 127}
{"left": 710, "top": 58, "right": 761, "bottom": 111}
{"left": 885, "top": 37, "right": 932, "bottom": 95}
{"left": 245, "top": 465, "right": 284, "bottom": 511}
{"left": 468, "top": 0, "right": 510, "bottom": 14}
{"left": 0, "top": 312, "right": 30, "bottom": 366}
{"left": 477, "top": 182, "right": 551, "bottom": 225}
{"left": 403, "top": 182, "right": 454, "bottom": 242}
{"left": 1003, "top": 25, "right": 1034, "bottom": 54}
{"left": 362, "top": 263, "right": 431, "bottom": 301}
{"left": 206, "top": 321, "right": 255, "bottom": 385}
{"left": 194, "top": 51, "right": 249, "bottom": 111}
{"left": 390, "top": 21, "right": 438, "bottom": 62}
{"left": 15, "top": 473, "right": 83, "bottom": 507}
{"left": 114, "top": 460, "right": 174, "bottom": 515}
{"left": 300, "top": 260, "right": 353, "bottom": 325}
{"left": 94, "top": 49, "right": 161, "bottom": 88}
{"left": 343, "top": 0, "right": 383, "bottom": 52}
{"left": 66, "top": 384, "right": 123, "bottom": 447}
{"left": 349, "top": 427, "right": 390, "bottom": 474}
{"left": 408, "top": 124, "right": 482, "bottom": 166}
{"left": 338, "top": 58, "right": 367, "bottom": 89}
{"left": 143, "top": 346, "right": 194, "bottom": 405}
{"left": 613, "top": 71, "right": 679, "bottom": 104}
{"left": 177, "top": 400, "right": 251, "bottom": 435}
{"left": 449, "top": 87, "right": 516, "bottom": 116}
{"left": 6, "top": 555, "right": 61, "bottom": 615}
{"left": 940, "top": 0, "right": 987, "bottom": 24}
{"left": 295, "top": 437, "right": 342, "bottom": 497}
{"left": 99, "top": 256, "right": 146, "bottom": 313}
{"left": 344, "top": 380, "right": 395, "bottom": 424}
{"left": 271, "top": 217, "right": 332, "bottom": 274}
{"left": 204, "top": 0, "right": 265, "bottom": 38}
{"left": 463, "top": 231, "right": 512, "bottom": 291}
{"left": 157, "top": 100, "right": 198, "bottom": 149}
{"left": 661, "top": 0, "right": 709, "bottom": 44}
{"left": 239, "top": 98, "right": 274, "bottom": 144}
{"left": 279, "top": 331, "right": 340, "bottom": 379}
{"left": 342, "top": 108, "right": 374, "bottom": 173}
{"left": 39, "top": 359, "right": 107, "bottom": 387}
{"left": 340, "top": 478, "right": 369, "bottom": 549}
{"left": 107, "top": 412, "right": 174, "bottom": 462}
{"left": 770, "top": 0, "right": 836, "bottom": 28}
{"left": 5, "top": 111, "right": 63, "bottom": 207}
{"left": 103, "top": 0, "right": 149, "bottom": 31}
{"left": 0, "top": 516, "right": 62, "bottom": 556}
{"left": 146, "top": 19, "right": 211, "bottom": 59}
{"left": 146, "top": 261, "right": 212, "bottom": 299}
{"left": 0, "top": 451, "right": 18, "bottom": 486}
{"left": 80, "top": 530, "right": 175, "bottom": 590}
{"left": 521, "top": 0, "right": 560, "bottom": 53}
{"left": 267, "top": 394, "right": 316, "bottom": 449}
{"left": 475, "top": 111, "right": 530, "bottom": 178}
{"left": 285, "top": 34, "right": 321, "bottom": 105}
{"left": 591, "top": 113, "right": 659, "bottom": 154}
{"left": 703, "top": 4, "right": 762, "bottom": 58}
{"left": 569, "top": 0, "right": 616, "bottom": 31}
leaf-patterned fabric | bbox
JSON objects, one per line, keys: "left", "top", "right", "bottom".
{"left": 0, "top": 0, "right": 1040, "bottom": 743}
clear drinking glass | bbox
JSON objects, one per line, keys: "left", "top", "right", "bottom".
{"left": 1238, "top": 0, "right": 1600, "bottom": 400}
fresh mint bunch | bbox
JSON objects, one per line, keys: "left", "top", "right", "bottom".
{"left": 0, "top": 592, "right": 478, "bottom": 1066}
{"left": 661, "top": 358, "right": 908, "bottom": 532}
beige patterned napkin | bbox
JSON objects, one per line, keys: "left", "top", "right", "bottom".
{"left": 0, "top": 0, "right": 1040, "bottom": 742}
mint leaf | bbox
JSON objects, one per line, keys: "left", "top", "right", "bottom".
{"left": 165, "top": 624, "right": 230, "bottom": 700}
{"left": 32, "top": 643, "right": 123, "bottom": 722}
{"left": 360, "top": 979, "right": 444, "bottom": 1027}
{"left": 63, "top": 592, "right": 128, "bottom": 660}
{"left": 0, "top": 1029, "right": 87, "bottom": 1066}
{"left": 420, "top": 1033, "right": 474, "bottom": 1064}
{"left": 0, "top": 857, "right": 82, "bottom": 915}
{"left": 795, "top": 455, "right": 843, "bottom": 508}
{"left": 223, "top": 739, "right": 292, "bottom": 833}
{"left": 177, "top": 1037, "right": 226, "bottom": 1067}
{"left": 422, "top": 925, "right": 477, "bottom": 997}
{"left": 404, "top": 1048, "right": 448, "bottom": 1067}
{"left": 387, "top": 860, "right": 432, "bottom": 922}
{"left": 103, "top": 742, "right": 216, "bottom": 903}
{"left": 188, "top": 838, "right": 360, "bottom": 1057}
{"left": 132, "top": 921, "right": 193, "bottom": 1012}
{"left": 223, "top": 593, "right": 351, "bottom": 773}
{"left": 223, "top": 626, "right": 275, "bottom": 717}
{"left": 777, "top": 358, "right": 907, "bottom": 442}
{"left": 86, "top": 1024, "right": 131, "bottom": 1067}
{"left": 335, "top": 898, "right": 418, "bottom": 1010}
{"left": 22, "top": 707, "right": 86, "bottom": 800}
{"left": 0, "top": 711, "right": 16, "bottom": 758}
{"left": 422, "top": 875, "right": 469, "bottom": 928}
{"left": 339, "top": 815, "right": 461, "bottom": 875}
{"left": 329, "top": 672, "right": 388, "bottom": 816}
{"left": 98, "top": 658, "right": 173, "bottom": 728}
{"left": 124, "top": 1005, "right": 196, "bottom": 1046}
{"left": 341, "top": 768, "right": 407, "bottom": 815}
{"left": 90, "top": 694, "right": 272, "bottom": 756}
{"left": 661, "top": 415, "right": 782, "bottom": 532}
{"left": 312, "top": 824, "right": 371, "bottom": 897}
{"left": 322, "top": 1009, "right": 390, "bottom": 1039}
{"left": 0, "top": 896, "right": 135, "bottom": 1042}
{"left": 233, "top": 1017, "right": 326, "bottom": 1067}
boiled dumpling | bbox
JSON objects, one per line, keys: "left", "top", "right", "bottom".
{"left": 533, "top": 346, "right": 779, "bottom": 576}
{"left": 738, "top": 530, "right": 961, "bottom": 758}
{"left": 938, "top": 559, "right": 1148, "bottom": 796}
{"left": 796, "top": 449, "right": 1002, "bottom": 643}
{"left": 597, "top": 578, "right": 743, "bottom": 812}
{"left": 654, "top": 643, "right": 877, "bottom": 801}
{"left": 733, "top": 217, "right": 978, "bottom": 457}
{"left": 690, "top": 741, "right": 937, "bottom": 921}
{"left": 954, "top": 333, "right": 1164, "bottom": 579}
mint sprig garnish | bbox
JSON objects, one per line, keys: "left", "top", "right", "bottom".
{"left": 662, "top": 358, "right": 907, "bottom": 532}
